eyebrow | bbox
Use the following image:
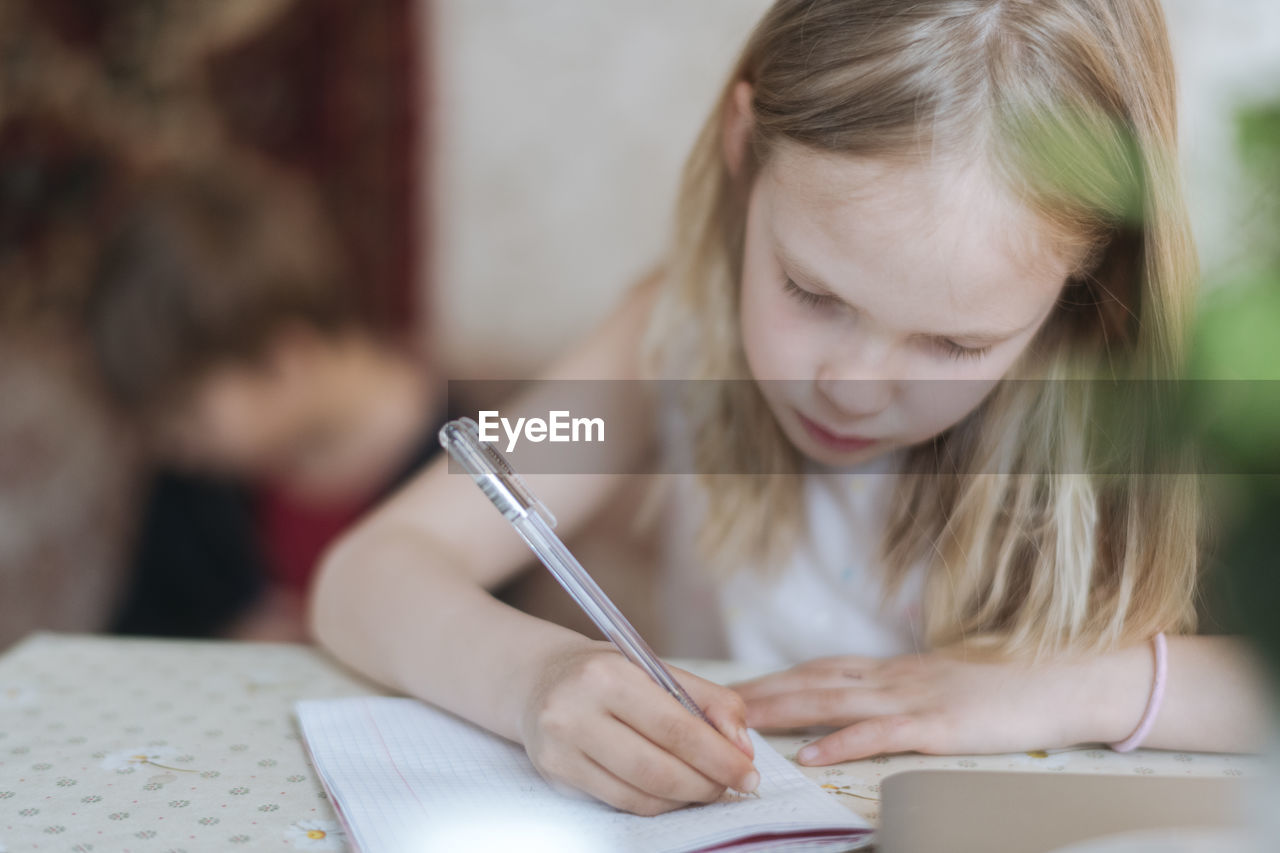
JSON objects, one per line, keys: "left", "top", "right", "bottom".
{"left": 772, "top": 239, "right": 1039, "bottom": 345}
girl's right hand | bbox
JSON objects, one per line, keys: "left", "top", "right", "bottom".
{"left": 520, "top": 640, "right": 760, "bottom": 816}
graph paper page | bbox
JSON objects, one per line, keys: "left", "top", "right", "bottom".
{"left": 296, "top": 697, "right": 871, "bottom": 853}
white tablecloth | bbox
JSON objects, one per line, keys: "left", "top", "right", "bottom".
{"left": 0, "top": 634, "right": 1260, "bottom": 852}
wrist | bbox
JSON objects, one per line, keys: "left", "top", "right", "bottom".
{"left": 1075, "top": 641, "right": 1158, "bottom": 745}
{"left": 509, "top": 634, "right": 602, "bottom": 743}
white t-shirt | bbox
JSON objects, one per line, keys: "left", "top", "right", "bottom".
{"left": 657, "top": 450, "right": 927, "bottom": 669}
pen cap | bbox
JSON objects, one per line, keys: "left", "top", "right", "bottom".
{"left": 439, "top": 418, "right": 557, "bottom": 527}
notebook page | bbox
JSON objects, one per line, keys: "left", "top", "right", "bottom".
{"left": 297, "top": 697, "right": 871, "bottom": 853}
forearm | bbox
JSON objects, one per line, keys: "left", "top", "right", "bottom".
{"left": 310, "top": 520, "right": 591, "bottom": 743}
{"left": 1082, "top": 635, "right": 1272, "bottom": 753}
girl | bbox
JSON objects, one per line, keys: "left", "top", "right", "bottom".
{"left": 312, "top": 0, "right": 1268, "bottom": 817}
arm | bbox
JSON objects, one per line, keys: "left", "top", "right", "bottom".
{"left": 734, "top": 634, "right": 1272, "bottom": 763}
{"left": 310, "top": 276, "right": 758, "bottom": 813}
{"left": 1086, "top": 634, "right": 1270, "bottom": 753}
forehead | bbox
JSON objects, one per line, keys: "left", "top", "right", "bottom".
{"left": 760, "top": 146, "right": 1073, "bottom": 333}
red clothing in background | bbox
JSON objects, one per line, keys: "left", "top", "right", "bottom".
{"left": 253, "top": 485, "right": 368, "bottom": 595}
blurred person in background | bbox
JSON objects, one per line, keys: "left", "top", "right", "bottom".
{"left": 0, "top": 111, "right": 144, "bottom": 651}
{"left": 0, "top": 333, "right": 139, "bottom": 650}
{"left": 0, "top": 0, "right": 423, "bottom": 649}
{"left": 85, "top": 163, "right": 444, "bottom": 642}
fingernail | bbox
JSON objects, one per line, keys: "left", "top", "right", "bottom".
{"left": 734, "top": 727, "right": 753, "bottom": 754}
{"left": 797, "top": 746, "right": 819, "bottom": 764}
{"left": 737, "top": 769, "right": 760, "bottom": 793}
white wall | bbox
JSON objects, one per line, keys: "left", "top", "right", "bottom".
{"left": 424, "top": 1, "right": 1280, "bottom": 373}
{"left": 424, "top": 0, "right": 771, "bottom": 373}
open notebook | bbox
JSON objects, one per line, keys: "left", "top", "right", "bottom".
{"left": 296, "top": 697, "right": 872, "bottom": 852}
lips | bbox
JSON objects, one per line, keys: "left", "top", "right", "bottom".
{"left": 796, "top": 412, "right": 878, "bottom": 454}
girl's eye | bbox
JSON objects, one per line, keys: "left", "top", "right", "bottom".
{"left": 935, "top": 339, "right": 992, "bottom": 361}
{"left": 783, "top": 278, "right": 835, "bottom": 310}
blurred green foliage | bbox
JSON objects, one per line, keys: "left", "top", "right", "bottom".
{"left": 1188, "top": 100, "right": 1280, "bottom": 695}
{"left": 1236, "top": 102, "right": 1280, "bottom": 274}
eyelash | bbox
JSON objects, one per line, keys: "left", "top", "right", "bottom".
{"left": 783, "top": 278, "right": 835, "bottom": 309}
{"left": 782, "top": 278, "right": 992, "bottom": 361}
{"left": 936, "top": 340, "right": 992, "bottom": 361}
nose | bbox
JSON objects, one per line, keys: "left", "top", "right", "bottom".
{"left": 814, "top": 347, "right": 895, "bottom": 420}
{"left": 815, "top": 376, "right": 892, "bottom": 420}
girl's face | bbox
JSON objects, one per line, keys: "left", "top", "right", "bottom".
{"left": 739, "top": 146, "right": 1077, "bottom": 468}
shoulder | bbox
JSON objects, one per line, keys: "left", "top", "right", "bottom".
{"left": 541, "top": 264, "right": 668, "bottom": 383}
{"left": 635, "top": 263, "right": 708, "bottom": 381}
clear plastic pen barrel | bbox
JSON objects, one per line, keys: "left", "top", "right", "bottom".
{"left": 438, "top": 417, "right": 710, "bottom": 724}
{"left": 512, "top": 512, "right": 710, "bottom": 723}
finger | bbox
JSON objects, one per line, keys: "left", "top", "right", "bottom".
{"left": 581, "top": 717, "right": 726, "bottom": 805}
{"left": 554, "top": 750, "right": 688, "bottom": 817}
{"left": 732, "top": 657, "right": 888, "bottom": 700}
{"left": 733, "top": 667, "right": 880, "bottom": 702}
{"left": 674, "top": 669, "right": 755, "bottom": 760}
{"left": 793, "top": 655, "right": 886, "bottom": 674}
{"left": 744, "top": 687, "right": 906, "bottom": 731}
{"left": 796, "top": 715, "right": 928, "bottom": 765}
{"left": 610, "top": 677, "right": 759, "bottom": 795}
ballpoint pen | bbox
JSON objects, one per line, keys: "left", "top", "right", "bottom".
{"left": 439, "top": 416, "right": 713, "bottom": 722}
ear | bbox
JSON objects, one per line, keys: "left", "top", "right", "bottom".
{"left": 722, "top": 80, "right": 755, "bottom": 180}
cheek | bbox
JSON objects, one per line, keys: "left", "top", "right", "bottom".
{"left": 894, "top": 325, "right": 1042, "bottom": 440}
{"left": 739, "top": 271, "right": 816, "bottom": 381}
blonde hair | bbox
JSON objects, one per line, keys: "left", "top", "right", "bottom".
{"left": 647, "top": 0, "right": 1200, "bottom": 657}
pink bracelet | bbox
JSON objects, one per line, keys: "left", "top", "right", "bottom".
{"left": 1109, "top": 632, "right": 1167, "bottom": 753}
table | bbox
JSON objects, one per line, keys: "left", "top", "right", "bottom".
{"left": 0, "top": 634, "right": 1260, "bottom": 852}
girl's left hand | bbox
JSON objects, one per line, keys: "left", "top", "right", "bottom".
{"left": 732, "top": 649, "right": 1147, "bottom": 765}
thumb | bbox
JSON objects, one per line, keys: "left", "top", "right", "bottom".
{"left": 672, "top": 667, "right": 755, "bottom": 760}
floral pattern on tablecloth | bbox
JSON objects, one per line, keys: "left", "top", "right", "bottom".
{"left": 0, "top": 634, "right": 384, "bottom": 852}
{"left": 0, "top": 635, "right": 1263, "bottom": 851}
